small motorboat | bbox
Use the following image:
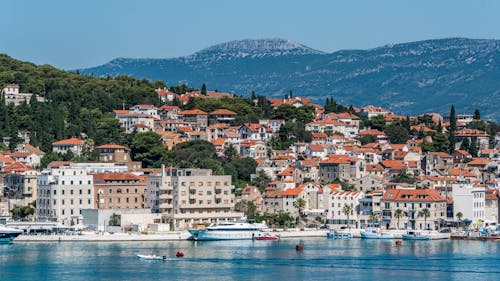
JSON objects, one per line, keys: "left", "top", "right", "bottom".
{"left": 137, "top": 254, "right": 167, "bottom": 260}
{"left": 327, "top": 229, "right": 353, "bottom": 239}
{"left": 254, "top": 233, "right": 280, "bottom": 240}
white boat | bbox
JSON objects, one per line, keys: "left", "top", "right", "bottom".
{"left": 137, "top": 254, "right": 167, "bottom": 260}
{"left": 360, "top": 227, "right": 394, "bottom": 239}
{"left": 188, "top": 220, "right": 268, "bottom": 241}
{"left": 401, "top": 231, "right": 431, "bottom": 240}
{"left": 0, "top": 225, "right": 23, "bottom": 243}
{"left": 326, "top": 229, "right": 353, "bottom": 239}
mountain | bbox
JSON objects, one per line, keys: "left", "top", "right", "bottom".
{"left": 80, "top": 38, "right": 500, "bottom": 120}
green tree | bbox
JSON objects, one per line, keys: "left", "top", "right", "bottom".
{"left": 342, "top": 204, "right": 354, "bottom": 231}
{"left": 385, "top": 125, "right": 409, "bottom": 144}
{"left": 293, "top": 198, "right": 306, "bottom": 216}
{"left": 469, "top": 138, "right": 478, "bottom": 157}
{"left": 456, "top": 212, "right": 463, "bottom": 227}
{"left": 223, "top": 143, "right": 239, "bottom": 162}
{"left": 359, "top": 135, "right": 377, "bottom": 145}
{"left": 10, "top": 205, "right": 35, "bottom": 221}
{"left": 394, "top": 209, "right": 403, "bottom": 230}
{"left": 369, "top": 211, "right": 379, "bottom": 227}
{"left": 130, "top": 131, "right": 167, "bottom": 168}
{"left": 419, "top": 208, "right": 431, "bottom": 230}
{"left": 40, "top": 152, "right": 64, "bottom": 169}
{"left": 201, "top": 83, "right": 207, "bottom": 95}
{"left": 473, "top": 109, "right": 480, "bottom": 120}
{"left": 234, "top": 200, "right": 257, "bottom": 219}
{"left": 448, "top": 105, "right": 457, "bottom": 153}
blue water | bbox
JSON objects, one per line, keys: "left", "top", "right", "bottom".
{"left": 1, "top": 238, "right": 499, "bottom": 280}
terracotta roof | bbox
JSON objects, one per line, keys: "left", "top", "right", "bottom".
{"left": 179, "top": 109, "right": 207, "bottom": 115}
{"left": 456, "top": 129, "right": 489, "bottom": 137}
{"left": 358, "top": 129, "right": 385, "bottom": 136}
{"left": 382, "top": 189, "right": 446, "bottom": 202}
{"left": 381, "top": 160, "right": 405, "bottom": 169}
{"left": 52, "top": 137, "right": 85, "bottom": 146}
{"left": 467, "top": 158, "right": 490, "bottom": 166}
{"left": 430, "top": 152, "right": 452, "bottom": 158}
{"left": 47, "top": 161, "right": 73, "bottom": 168}
{"left": 211, "top": 138, "right": 227, "bottom": 146}
{"left": 3, "top": 162, "right": 32, "bottom": 173}
{"left": 93, "top": 172, "right": 143, "bottom": 182}
{"left": 95, "top": 144, "right": 129, "bottom": 150}
{"left": 19, "top": 143, "right": 45, "bottom": 155}
{"left": 280, "top": 187, "right": 304, "bottom": 196}
{"left": 210, "top": 109, "right": 237, "bottom": 115}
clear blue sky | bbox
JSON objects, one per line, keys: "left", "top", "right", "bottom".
{"left": 2, "top": 0, "right": 499, "bottom": 69}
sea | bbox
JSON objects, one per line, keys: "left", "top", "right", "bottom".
{"left": 1, "top": 238, "right": 499, "bottom": 281}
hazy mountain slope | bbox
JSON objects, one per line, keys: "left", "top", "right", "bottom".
{"left": 80, "top": 38, "right": 500, "bottom": 120}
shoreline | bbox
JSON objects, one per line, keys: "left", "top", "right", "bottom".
{"left": 14, "top": 229, "right": 329, "bottom": 242}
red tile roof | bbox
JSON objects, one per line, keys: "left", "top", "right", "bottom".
{"left": 280, "top": 187, "right": 304, "bottom": 196}
{"left": 95, "top": 144, "right": 129, "bottom": 150}
{"left": 52, "top": 137, "right": 85, "bottom": 146}
{"left": 210, "top": 109, "right": 237, "bottom": 115}
{"left": 382, "top": 189, "right": 445, "bottom": 202}
{"left": 179, "top": 109, "right": 207, "bottom": 115}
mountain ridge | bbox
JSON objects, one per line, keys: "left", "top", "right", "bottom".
{"left": 80, "top": 38, "right": 500, "bottom": 120}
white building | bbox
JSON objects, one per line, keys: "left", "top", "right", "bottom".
{"left": 146, "top": 168, "right": 243, "bottom": 230}
{"left": 326, "top": 190, "right": 364, "bottom": 228}
{"left": 452, "top": 180, "right": 486, "bottom": 223}
{"left": 37, "top": 167, "right": 95, "bottom": 224}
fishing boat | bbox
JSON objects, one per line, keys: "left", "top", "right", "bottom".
{"left": 360, "top": 227, "right": 394, "bottom": 239}
{"left": 401, "top": 231, "right": 431, "bottom": 240}
{"left": 0, "top": 225, "right": 23, "bottom": 243}
{"left": 326, "top": 229, "right": 353, "bottom": 239}
{"left": 188, "top": 220, "right": 268, "bottom": 241}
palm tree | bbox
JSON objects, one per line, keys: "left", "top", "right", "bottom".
{"left": 456, "top": 212, "right": 463, "bottom": 228}
{"left": 342, "top": 204, "right": 353, "bottom": 231}
{"left": 419, "top": 208, "right": 431, "bottom": 230}
{"left": 369, "top": 211, "right": 378, "bottom": 227}
{"left": 293, "top": 198, "right": 306, "bottom": 227}
{"left": 394, "top": 209, "right": 403, "bottom": 230}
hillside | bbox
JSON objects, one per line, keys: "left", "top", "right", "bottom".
{"left": 81, "top": 38, "right": 500, "bottom": 120}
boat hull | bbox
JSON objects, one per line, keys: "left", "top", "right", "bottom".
{"left": 401, "top": 234, "right": 430, "bottom": 240}
{"left": 360, "top": 232, "right": 394, "bottom": 239}
{"left": 188, "top": 229, "right": 263, "bottom": 241}
{"left": 0, "top": 229, "right": 23, "bottom": 243}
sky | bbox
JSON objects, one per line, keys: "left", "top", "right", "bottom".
{"left": 2, "top": 0, "right": 499, "bottom": 69}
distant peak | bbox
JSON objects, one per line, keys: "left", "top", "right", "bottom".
{"left": 190, "top": 38, "right": 325, "bottom": 59}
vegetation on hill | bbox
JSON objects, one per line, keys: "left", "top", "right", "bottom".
{"left": 0, "top": 54, "right": 166, "bottom": 151}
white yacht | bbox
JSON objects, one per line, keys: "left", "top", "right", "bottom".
{"left": 188, "top": 220, "right": 268, "bottom": 241}
{"left": 360, "top": 227, "right": 394, "bottom": 239}
{"left": 0, "top": 225, "right": 23, "bottom": 243}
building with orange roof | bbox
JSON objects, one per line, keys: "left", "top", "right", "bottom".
{"left": 360, "top": 105, "right": 391, "bottom": 119}
{"left": 93, "top": 172, "right": 147, "bottom": 210}
{"left": 179, "top": 109, "right": 208, "bottom": 129}
{"left": 2, "top": 162, "right": 40, "bottom": 204}
{"left": 240, "top": 185, "right": 263, "bottom": 212}
{"left": 296, "top": 159, "right": 320, "bottom": 183}
{"left": 455, "top": 128, "right": 490, "bottom": 150}
{"left": 381, "top": 188, "right": 446, "bottom": 230}
{"left": 305, "top": 119, "right": 358, "bottom": 138}
{"left": 238, "top": 123, "right": 273, "bottom": 141}
{"left": 485, "top": 189, "right": 499, "bottom": 223}
{"left": 208, "top": 109, "right": 237, "bottom": 125}
{"left": 326, "top": 190, "right": 364, "bottom": 227}
{"left": 259, "top": 119, "right": 285, "bottom": 133}
{"left": 52, "top": 137, "right": 86, "bottom": 156}
{"left": 350, "top": 175, "right": 384, "bottom": 193}
{"left": 319, "top": 155, "right": 363, "bottom": 182}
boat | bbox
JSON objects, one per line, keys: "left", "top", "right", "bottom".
{"left": 0, "top": 225, "right": 23, "bottom": 243}
{"left": 188, "top": 220, "right": 268, "bottom": 241}
{"left": 254, "top": 233, "right": 279, "bottom": 240}
{"left": 137, "top": 254, "right": 167, "bottom": 260}
{"left": 402, "top": 231, "right": 431, "bottom": 240}
{"left": 326, "top": 229, "right": 353, "bottom": 239}
{"left": 360, "top": 227, "right": 394, "bottom": 239}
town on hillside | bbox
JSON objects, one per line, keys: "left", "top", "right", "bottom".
{"left": 1, "top": 83, "right": 500, "bottom": 236}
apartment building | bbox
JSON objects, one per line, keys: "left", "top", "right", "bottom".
{"left": 93, "top": 173, "right": 146, "bottom": 210}
{"left": 381, "top": 189, "right": 446, "bottom": 230}
{"left": 146, "top": 168, "right": 243, "bottom": 229}
{"left": 37, "top": 166, "right": 94, "bottom": 224}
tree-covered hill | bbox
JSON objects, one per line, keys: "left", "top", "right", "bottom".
{"left": 0, "top": 54, "right": 166, "bottom": 151}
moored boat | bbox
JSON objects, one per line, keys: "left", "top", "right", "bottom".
{"left": 360, "top": 227, "right": 394, "bottom": 239}
{"left": 188, "top": 220, "right": 268, "bottom": 241}
{"left": 0, "top": 225, "right": 23, "bottom": 243}
{"left": 327, "top": 229, "right": 353, "bottom": 239}
{"left": 254, "top": 233, "right": 280, "bottom": 240}
{"left": 402, "top": 231, "right": 430, "bottom": 240}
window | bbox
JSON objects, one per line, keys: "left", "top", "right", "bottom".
{"left": 62, "top": 200, "right": 65, "bottom": 205}
{"left": 70, "top": 180, "right": 74, "bottom": 185}
{"left": 79, "top": 189, "right": 82, "bottom": 195}
{"left": 109, "top": 198, "right": 112, "bottom": 203}
{"left": 88, "top": 189, "right": 91, "bottom": 194}
{"left": 79, "top": 180, "right": 82, "bottom": 185}
{"left": 126, "top": 189, "right": 129, "bottom": 194}
{"left": 135, "top": 198, "right": 138, "bottom": 203}
{"left": 134, "top": 189, "right": 138, "bottom": 194}
{"left": 117, "top": 189, "right": 122, "bottom": 194}
{"left": 126, "top": 198, "right": 129, "bottom": 203}
{"left": 70, "top": 199, "right": 74, "bottom": 205}
{"left": 62, "top": 190, "right": 65, "bottom": 195}
{"left": 54, "top": 190, "right": 57, "bottom": 195}
{"left": 79, "top": 199, "right": 82, "bottom": 204}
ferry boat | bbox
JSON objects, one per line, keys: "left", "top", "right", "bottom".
{"left": 188, "top": 221, "right": 268, "bottom": 241}
{"left": 360, "top": 227, "right": 394, "bottom": 239}
{"left": 326, "top": 229, "right": 353, "bottom": 239}
{"left": 0, "top": 225, "right": 23, "bottom": 243}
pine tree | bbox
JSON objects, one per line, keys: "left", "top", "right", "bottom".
{"left": 469, "top": 137, "right": 478, "bottom": 157}
{"left": 437, "top": 121, "right": 442, "bottom": 133}
{"left": 448, "top": 105, "right": 457, "bottom": 152}
{"left": 473, "top": 109, "right": 480, "bottom": 120}
{"left": 201, "top": 83, "right": 207, "bottom": 95}
{"left": 251, "top": 91, "right": 257, "bottom": 100}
